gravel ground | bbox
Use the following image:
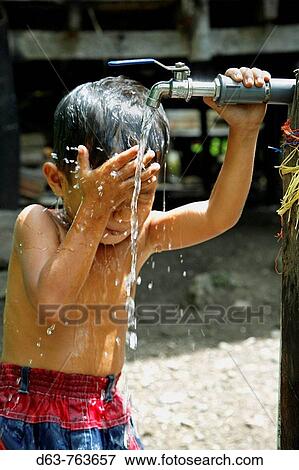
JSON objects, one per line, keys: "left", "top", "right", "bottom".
{"left": 123, "top": 334, "right": 279, "bottom": 449}
{"left": 0, "top": 207, "right": 282, "bottom": 449}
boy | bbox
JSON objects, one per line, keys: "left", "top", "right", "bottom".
{"left": 0, "top": 67, "right": 270, "bottom": 450}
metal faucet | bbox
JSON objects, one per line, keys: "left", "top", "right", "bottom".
{"left": 108, "top": 58, "right": 295, "bottom": 108}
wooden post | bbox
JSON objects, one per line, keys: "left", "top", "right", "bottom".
{"left": 0, "top": 6, "right": 19, "bottom": 209}
{"left": 279, "top": 70, "right": 299, "bottom": 449}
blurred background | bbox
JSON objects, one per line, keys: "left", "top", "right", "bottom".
{"left": 0, "top": 0, "right": 298, "bottom": 449}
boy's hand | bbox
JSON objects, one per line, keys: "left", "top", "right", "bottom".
{"left": 106, "top": 151, "right": 159, "bottom": 226}
{"left": 203, "top": 67, "right": 271, "bottom": 131}
{"left": 76, "top": 145, "right": 160, "bottom": 218}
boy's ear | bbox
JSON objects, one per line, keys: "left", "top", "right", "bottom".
{"left": 42, "top": 162, "right": 66, "bottom": 197}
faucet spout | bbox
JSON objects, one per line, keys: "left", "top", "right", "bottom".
{"left": 146, "top": 77, "right": 206, "bottom": 108}
{"left": 146, "top": 80, "right": 172, "bottom": 108}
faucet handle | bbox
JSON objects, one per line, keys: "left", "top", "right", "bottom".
{"left": 108, "top": 58, "right": 190, "bottom": 78}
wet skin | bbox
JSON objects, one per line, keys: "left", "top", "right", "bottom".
{"left": 1, "top": 67, "right": 271, "bottom": 377}
{"left": 2, "top": 149, "right": 159, "bottom": 376}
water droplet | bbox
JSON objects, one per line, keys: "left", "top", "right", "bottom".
{"left": 115, "top": 279, "right": 119, "bottom": 286}
{"left": 66, "top": 145, "right": 78, "bottom": 152}
{"left": 36, "top": 340, "right": 41, "bottom": 348}
{"left": 125, "top": 296, "right": 135, "bottom": 327}
{"left": 167, "top": 265, "right": 171, "bottom": 273}
{"left": 148, "top": 281, "right": 153, "bottom": 290}
{"left": 73, "top": 183, "right": 80, "bottom": 189}
{"left": 151, "top": 260, "right": 155, "bottom": 269}
{"left": 137, "top": 276, "right": 142, "bottom": 285}
{"left": 182, "top": 271, "right": 187, "bottom": 277}
{"left": 127, "top": 331, "right": 137, "bottom": 350}
{"left": 40, "top": 353, "right": 44, "bottom": 357}
{"left": 116, "top": 336, "right": 121, "bottom": 346}
{"left": 47, "top": 324, "right": 56, "bottom": 336}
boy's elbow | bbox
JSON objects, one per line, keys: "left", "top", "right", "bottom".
{"left": 225, "top": 214, "right": 241, "bottom": 230}
{"left": 37, "top": 301, "right": 61, "bottom": 327}
{"left": 213, "top": 213, "right": 241, "bottom": 235}
{"left": 36, "top": 286, "right": 81, "bottom": 327}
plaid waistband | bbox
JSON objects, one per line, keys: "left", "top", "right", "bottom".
{"left": 0, "top": 362, "right": 120, "bottom": 401}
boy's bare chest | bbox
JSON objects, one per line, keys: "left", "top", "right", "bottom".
{"left": 54, "top": 217, "right": 150, "bottom": 303}
{"left": 76, "top": 244, "right": 131, "bottom": 304}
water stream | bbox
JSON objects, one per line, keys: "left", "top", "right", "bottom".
{"left": 125, "top": 106, "right": 157, "bottom": 350}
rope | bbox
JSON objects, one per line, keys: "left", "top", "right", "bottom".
{"left": 275, "top": 120, "right": 299, "bottom": 227}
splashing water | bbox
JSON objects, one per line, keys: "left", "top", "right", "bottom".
{"left": 47, "top": 324, "right": 56, "bottom": 336}
{"left": 125, "top": 106, "right": 157, "bottom": 350}
{"left": 163, "top": 160, "right": 167, "bottom": 212}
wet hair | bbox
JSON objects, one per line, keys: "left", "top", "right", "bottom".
{"left": 53, "top": 76, "right": 170, "bottom": 181}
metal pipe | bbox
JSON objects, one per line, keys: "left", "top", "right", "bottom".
{"left": 146, "top": 75, "right": 296, "bottom": 108}
{"left": 107, "top": 58, "right": 296, "bottom": 109}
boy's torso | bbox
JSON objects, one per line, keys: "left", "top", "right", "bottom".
{"left": 1, "top": 207, "right": 152, "bottom": 377}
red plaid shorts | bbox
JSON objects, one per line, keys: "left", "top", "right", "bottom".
{"left": 0, "top": 362, "right": 143, "bottom": 450}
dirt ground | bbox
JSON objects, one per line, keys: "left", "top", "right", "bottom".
{"left": 0, "top": 206, "right": 282, "bottom": 449}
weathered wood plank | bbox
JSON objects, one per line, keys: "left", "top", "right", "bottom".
{"left": 20, "top": 167, "right": 47, "bottom": 199}
{"left": 9, "top": 24, "right": 299, "bottom": 61}
{"left": 10, "top": 30, "right": 189, "bottom": 60}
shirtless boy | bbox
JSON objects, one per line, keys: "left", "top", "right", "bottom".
{"left": 0, "top": 67, "right": 270, "bottom": 450}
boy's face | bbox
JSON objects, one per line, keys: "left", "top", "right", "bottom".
{"left": 62, "top": 172, "right": 157, "bottom": 245}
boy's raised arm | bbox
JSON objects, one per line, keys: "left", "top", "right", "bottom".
{"left": 147, "top": 67, "right": 271, "bottom": 253}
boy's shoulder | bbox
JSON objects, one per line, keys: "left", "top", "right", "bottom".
{"left": 15, "top": 203, "right": 53, "bottom": 229}
{"left": 17, "top": 203, "right": 46, "bottom": 219}
{"left": 14, "top": 203, "right": 60, "bottom": 245}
